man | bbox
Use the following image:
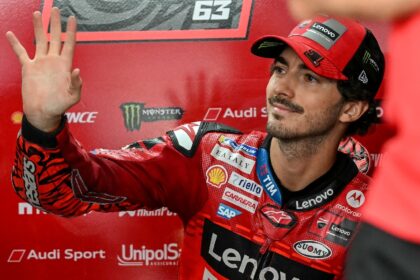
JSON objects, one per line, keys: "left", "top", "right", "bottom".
{"left": 287, "top": 1, "right": 420, "bottom": 279}
{"left": 7, "top": 8, "right": 384, "bottom": 280}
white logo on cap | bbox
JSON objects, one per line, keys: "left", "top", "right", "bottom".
{"left": 358, "top": 70, "right": 368, "bottom": 84}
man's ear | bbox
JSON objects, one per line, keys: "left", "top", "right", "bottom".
{"left": 339, "top": 101, "right": 369, "bottom": 123}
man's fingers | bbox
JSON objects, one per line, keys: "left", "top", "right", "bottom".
{"left": 48, "top": 7, "right": 63, "bottom": 55}
{"left": 61, "top": 16, "right": 77, "bottom": 68}
{"left": 5, "top": 31, "right": 30, "bottom": 65}
{"left": 33, "top": 11, "right": 48, "bottom": 57}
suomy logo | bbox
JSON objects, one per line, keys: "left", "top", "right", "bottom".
{"left": 293, "top": 240, "right": 332, "bottom": 260}
{"left": 294, "top": 188, "right": 334, "bottom": 210}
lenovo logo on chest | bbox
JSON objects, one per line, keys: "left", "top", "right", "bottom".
{"left": 201, "top": 219, "right": 335, "bottom": 280}
{"left": 294, "top": 188, "right": 334, "bottom": 210}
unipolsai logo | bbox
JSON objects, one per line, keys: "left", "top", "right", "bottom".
{"left": 120, "top": 103, "right": 184, "bottom": 131}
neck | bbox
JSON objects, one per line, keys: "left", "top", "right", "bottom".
{"left": 270, "top": 135, "right": 340, "bottom": 192}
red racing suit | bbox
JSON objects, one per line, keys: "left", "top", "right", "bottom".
{"left": 12, "top": 117, "right": 371, "bottom": 280}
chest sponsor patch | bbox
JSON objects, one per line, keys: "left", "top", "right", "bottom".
{"left": 346, "top": 190, "right": 365, "bottom": 208}
{"left": 201, "top": 219, "right": 335, "bottom": 280}
{"left": 293, "top": 240, "right": 332, "bottom": 260}
{"left": 218, "top": 135, "right": 258, "bottom": 157}
{"left": 217, "top": 203, "right": 241, "bottom": 220}
{"left": 211, "top": 144, "right": 255, "bottom": 174}
{"left": 222, "top": 187, "right": 258, "bottom": 214}
{"left": 206, "top": 165, "right": 228, "bottom": 188}
{"left": 228, "top": 171, "right": 262, "bottom": 197}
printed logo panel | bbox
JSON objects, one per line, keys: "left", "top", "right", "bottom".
{"left": 293, "top": 240, "right": 332, "bottom": 260}
{"left": 217, "top": 203, "right": 241, "bottom": 220}
{"left": 228, "top": 171, "right": 262, "bottom": 197}
{"left": 201, "top": 219, "right": 334, "bottom": 280}
{"left": 218, "top": 135, "right": 258, "bottom": 157}
{"left": 210, "top": 144, "right": 255, "bottom": 174}
{"left": 117, "top": 243, "right": 180, "bottom": 266}
{"left": 346, "top": 190, "right": 365, "bottom": 208}
{"left": 42, "top": 0, "right": 254, "bottom": 41}
{"left": 222, "top": 187, "right": 258, "bottom": 214}
{"left": 7, "top": 248, "right": 106, "bottom": 262}
{"left": 308, "top": 210, "right": 357, "bottom": 246}
{"left": 120, "top": 103, "right": 184, "bottom": 132}
{"left": 206, "top": 165, "right": 228, "bottom": 188}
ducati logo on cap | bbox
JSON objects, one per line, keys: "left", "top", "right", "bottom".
{"left": 304, "top": 49, "right": 324, "bottom": 67}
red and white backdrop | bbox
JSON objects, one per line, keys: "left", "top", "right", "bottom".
{"left": 0, "top": 0, "right": 392, "bottom": 279}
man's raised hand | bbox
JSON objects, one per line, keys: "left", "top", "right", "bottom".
{"left": 6, "top": 7, "right": 82, "bottom": 132}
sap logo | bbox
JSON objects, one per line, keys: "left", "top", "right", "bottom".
{"left": 65, "top": 112, "right": 98, "bottom": 123}
{"left": 346, "top": 190, "right": 365, "bottom": 208}
{"left": 293, "top": 240, "right": 332, "bottom": 260}
{"left": 217, "top": 203, "right": 241, "bottom": 220}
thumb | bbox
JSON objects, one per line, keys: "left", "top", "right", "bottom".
{"left": 69, "top": 68, "right": 83, "bottom": 96}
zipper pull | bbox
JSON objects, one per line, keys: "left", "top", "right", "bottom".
{"left": 259, "top": 237, "right": 272, "bottom": 254}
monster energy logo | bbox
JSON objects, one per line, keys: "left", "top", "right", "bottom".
{"left": 120, "top": 103, "right": 184, "bottom": 131}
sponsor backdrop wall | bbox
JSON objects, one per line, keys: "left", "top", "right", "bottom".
{"left": 0, "top": 0, "right": 391, "bottom": 279}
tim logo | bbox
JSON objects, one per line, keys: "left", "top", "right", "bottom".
{"left": 41, "top": 0, "right": 254, "bottom": 41}
{"left": 120, "top": 103, "right": 184, "bottom": 131}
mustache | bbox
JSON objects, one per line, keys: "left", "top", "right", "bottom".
{"left": 268, "top": 95, "right": 304, "bottom": 113}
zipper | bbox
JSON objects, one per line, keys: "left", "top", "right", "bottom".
{"left": 252, "top": 238, "right": 273, "bottom": 279}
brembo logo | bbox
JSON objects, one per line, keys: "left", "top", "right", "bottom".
{"left": 295, "top": 188, "right": 334, "bottom": 210}
{"left": 311, "top": 23, "right": 338, "bottom": 40}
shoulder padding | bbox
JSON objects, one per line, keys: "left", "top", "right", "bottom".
{"left": 167, "top": 122, "right": 242, "bottom": 157}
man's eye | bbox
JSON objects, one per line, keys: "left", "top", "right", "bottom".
{"left": 305, "top": 73, "right": 319, "bottom": 83}
{"left": 271, "top": 65, "right": 286, "bottom": 75}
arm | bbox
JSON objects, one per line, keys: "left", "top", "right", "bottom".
{"left": 12, "top": 118, "right": 208, "bottom": 221}
{"left": 287, "top": 0, "right": 420, "bottom": 21}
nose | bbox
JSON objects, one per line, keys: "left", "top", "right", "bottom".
{"left": 267, "top": 72, "right": 296, "bottom": 99}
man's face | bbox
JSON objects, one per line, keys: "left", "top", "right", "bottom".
{"left": 266, "top": 47, "right": 345, "bottom": 140}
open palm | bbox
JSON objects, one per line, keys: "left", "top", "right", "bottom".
{"left": 6, "top": 7, "right": 82, "bottom": 132}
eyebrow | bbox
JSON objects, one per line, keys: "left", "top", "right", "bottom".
{"left": 274, "top": 56, "right": 310, "bottom": 71}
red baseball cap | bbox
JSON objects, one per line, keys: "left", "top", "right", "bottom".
{"left": 251, "top": 15, "right": 385, "bottom": 96}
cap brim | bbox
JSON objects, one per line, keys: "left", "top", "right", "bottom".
{"left": 251, "top": 36, "right": 347, "bottom": 80}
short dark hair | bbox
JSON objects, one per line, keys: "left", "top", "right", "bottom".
{"left": 337, "top": 79, "right": 378, "bottom": 136}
